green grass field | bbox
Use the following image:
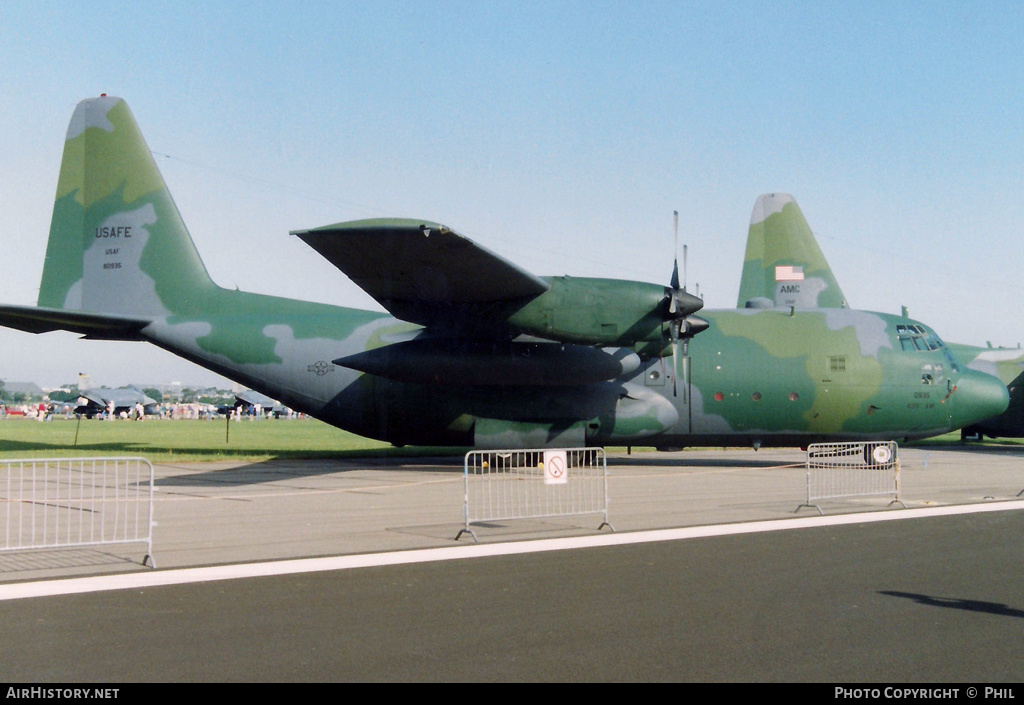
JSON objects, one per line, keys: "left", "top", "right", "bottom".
{"left": 0, "top": 415, "right": 1015, "bottom": 464}
{"left": 0, "top": 415, "right": 463, "bottom": 463}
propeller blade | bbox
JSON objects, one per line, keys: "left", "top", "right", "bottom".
{"left": 683, "top": 243, "right": 688, "bottom": 291}
{"left": 672, "top": 340, "right": 678, "bottom": 396}
{"left": 671, "top": 210, "right": 680, "bottom": 290}
{"left": 670, "top": 317, "right": 681, "bottom": 396}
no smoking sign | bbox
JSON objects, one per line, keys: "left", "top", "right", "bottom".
{"left": 543, "top": 450, "right": 568, "bottom": 485}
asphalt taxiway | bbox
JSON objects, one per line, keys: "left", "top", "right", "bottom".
{"left": 2, "top": 444, "right": 1024, "bottom": 681}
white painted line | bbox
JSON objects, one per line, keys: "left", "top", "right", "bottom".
{"left": 2, "top": 500, "right": 1023, "bottom": 602}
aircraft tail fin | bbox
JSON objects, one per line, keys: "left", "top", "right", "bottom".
{"left": 37, "top": 96, "right": 218, "bottom": 319}
{"left": 736, "top": 193, "right": 848, "bottom": 309}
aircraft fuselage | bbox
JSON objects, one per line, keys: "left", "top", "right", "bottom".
{"left": 133, "top": 287, "right": 1002, "bottom": 449}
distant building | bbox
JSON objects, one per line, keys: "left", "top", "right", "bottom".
{"left": 2, "top": 382, "right": 45, "bottom": 399}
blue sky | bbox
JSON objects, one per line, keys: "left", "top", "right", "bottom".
{"left": 2, "top": 1, "right": 1023, "bottom": 388}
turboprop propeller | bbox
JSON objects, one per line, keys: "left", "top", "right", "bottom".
{"left": 665, "top": 211, "right": 709, "bottom": 395}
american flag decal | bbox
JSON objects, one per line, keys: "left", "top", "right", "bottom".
{"left": 775, "top": 265, "right": 805, "bottom": 282}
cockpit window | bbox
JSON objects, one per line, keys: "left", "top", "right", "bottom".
{"left": 896, "top": 324, "right": 962, "bottom": 373}
{"left": 896, "top": 324, "right": 945, "bottom": 352}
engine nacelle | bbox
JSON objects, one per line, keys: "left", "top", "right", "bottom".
{"left": 505, "top": 276, "right": 702, "bottom": 349}
{"left": 334, "top": 338, "right": 642, "bottom": 386}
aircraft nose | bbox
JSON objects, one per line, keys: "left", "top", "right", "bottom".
{"left": 949, "top": 369, "right": 1010, "bottom": 431}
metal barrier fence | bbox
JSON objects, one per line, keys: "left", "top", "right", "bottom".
{"left": 1, "top": 457, "right": 155, "bottom": 567}
{"left": 456, "top": 448, "right": 613, "bottom": 541}
{"left": 797, "top": 441, "right": 904, "bottom": 514}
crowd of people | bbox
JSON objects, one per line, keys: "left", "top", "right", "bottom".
{"left": 0, "top": 401, "right": 302, "bottom": 421}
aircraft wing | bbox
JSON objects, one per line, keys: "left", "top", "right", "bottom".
{"left": 292, "top": 219, "right": 551, "bottom": 329}
{"left": 0, "top": 304, "right": 151, "bottom": 340}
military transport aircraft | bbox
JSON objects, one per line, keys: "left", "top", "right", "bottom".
{"left": 737, "top": 192, "right": 1023, "bottom": 440}
{"left": 0, "top": 98, "right": 1008, "bottom": 450}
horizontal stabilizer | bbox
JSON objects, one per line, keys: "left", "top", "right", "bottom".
{"left": 0, "top": 304, "right": 150, "bottom": 340}
{"left": 293, "top": 219, "right": 550, "bottom": 328}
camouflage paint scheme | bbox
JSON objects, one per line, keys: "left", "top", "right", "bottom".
{"left": 737, "top": 193, "right": 848, "bottom": 310}
{"left": 738, "top": 192, "right": 1022, "bottom": 440}
{"left": 0, "top": 99, "right": 1008, "bottom": 450}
